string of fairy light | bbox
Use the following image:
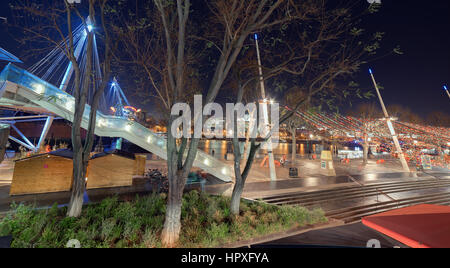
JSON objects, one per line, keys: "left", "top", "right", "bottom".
{"left": 285, "top": 107, "right": 450, "bottom": 164}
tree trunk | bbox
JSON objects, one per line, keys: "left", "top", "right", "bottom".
{"left": 230, "top": 140, "right": 258, "bottom": 215}
{"left": 230, "top": 173, "right": 244, "bottom": 215}
{"left": 291, "top": 129, "right": 296, "bottom": 165}
{"left": 67, "top": 150, "right": 88, "bottom": 217}
{"left": 161, "top": 171, "right": 185, "bottom": 247}
{"left": 67, "top": 19, "right": 94, "bottom": 218}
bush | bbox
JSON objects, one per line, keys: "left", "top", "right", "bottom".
{"left": 0, "top": 191, "right": 326, "bottom": 248}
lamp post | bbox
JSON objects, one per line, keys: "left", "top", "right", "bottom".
{"left": 369, "top": 68, "right": 410, "bottom": 172}
{"left": 255, "top": 34, "right": 277, "bottom": 181}
{"left": 444, "top": 85, "right": 450, "bottom": 100}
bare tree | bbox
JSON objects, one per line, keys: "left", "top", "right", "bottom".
{"left": 228, "top": 0, "right": 391, "bottom": 214}
{"left": 112, "top": 0, "right": 302, "bottom": 246}
{"left": 11, "top": 0, "right": 115, "bottom": 217}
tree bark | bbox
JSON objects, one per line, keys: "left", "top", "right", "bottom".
{"left": 161, "top": 171, "right": 185, "bottom": 247}
{"left": 66, "top": 3, "right": 95, "bottom": 217}
{"left": 230, "top": 174, "right": 244, "bottom": 215}
{"left": 230, "top": 140, "right": 258, "bottom": 215}
{"left": 67, "top": 150, "right": 88, "bottom": 217}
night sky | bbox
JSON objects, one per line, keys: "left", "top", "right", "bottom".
{"left": 0, "top": 0, "right": 449, "bottom": 118}
{"left": 356, "top": 0, "right": 450, "bottom": 117}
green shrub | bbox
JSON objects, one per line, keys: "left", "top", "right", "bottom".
{"left": 0, "top": 191, "right": 326, "bottom": 248}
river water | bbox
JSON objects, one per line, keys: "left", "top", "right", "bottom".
{"left": 197, "top": 140, "right": 324, "bottom": 160}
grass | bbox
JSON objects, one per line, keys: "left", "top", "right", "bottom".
{"left": 0, "top": 191, "right": 327, "bottom": 248}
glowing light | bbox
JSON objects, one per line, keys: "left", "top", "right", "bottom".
{"left": 87, "top": 24, "right": 94, "bottom": 32}
{"left": 204, "top": 159, "right": 210, "bottom": 166}
{"left": 125, "top": 125, "right": 131, "bottom": 132}
{"left": 124, "top": 106, "right": 138, "bottom": 112}
{"left": 97, "top": 119, "right": 106, "bottom": 127}
{"left": 111, "top": 82, "right": 117, "bottom": 87}
{"left": 368, "top": 138, "right": 372, "bottom": 142}
{"left": 254, "top": 34, "right": 258, "bottom": 40}
{"left": 147, "top": 136, "right": 152, "bottom": 143}
{"left": 414, "top": 140, "right": 418, "bottom": 144}
{"left": 444, "top": 85, "right": 448, "bottom": 91}
{"left": 222, "top": 168, "right": 228, "bottom": 175}
{"left": 369, "top": 68, "right": 373, "bottom": 74}
{"left": 34, "top": 84, "right": 45, "bottom": 94}
{"left": 309, "top": 134, "right": 314, "bottom": 139}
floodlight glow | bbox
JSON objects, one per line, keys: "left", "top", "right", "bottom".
{"left": 34, "top": 84, "right": 45, "bottom": 94}
{"left": 369, "top": 68, "right": 373, "bottom": 74}
{"left": 87, "top": 24, "right": 94, "bottom": 32}
{"left": 444, "top": 85, "right": 448, "bottom": 91}
{"left": 254, "top": 34, "right": 258, "bottom": 40}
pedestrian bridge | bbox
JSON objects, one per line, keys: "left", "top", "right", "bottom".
{"left": 0, "top": 64, "right": 232, "bottom": 182}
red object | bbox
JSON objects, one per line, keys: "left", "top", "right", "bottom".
{"left": 362, "top": 204, "right": 450, "bottom": 248}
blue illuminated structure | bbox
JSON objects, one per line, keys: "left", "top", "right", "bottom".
{"left": 0, "top": 47, "right": 22, "bottom": 63}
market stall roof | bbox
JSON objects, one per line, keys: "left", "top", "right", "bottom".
{"left": 362, "top": 204, "right": 450, "bottom": 248}
{"left": 0, "top": 47, "right": 22, "bottom": 63}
